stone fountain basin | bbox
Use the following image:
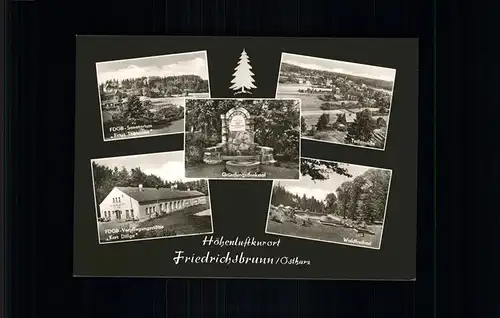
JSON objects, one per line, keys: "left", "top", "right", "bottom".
{"left": 225, "top": 160, "right": 261, "bottom": 174}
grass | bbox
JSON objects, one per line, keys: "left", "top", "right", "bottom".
{"left": 98, "top": 203, "right": 212, "bottom": 243}
{"left": 302, "top": 129, "right": 347, "bottom": 143}
{"left": 185, "top": 161, "right": 300, "bottom": 179}
{"left": 266, "top": 218, "right": 383, "bottom": 248}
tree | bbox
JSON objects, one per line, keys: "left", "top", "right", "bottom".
{"left": 301, "top": 116, "right": 307, "bottom": 133}
{"left": 316, "top": 113, "right": 330, "bottom": 131}
{"left": 376, "top": 117, "right": 387, "bottom": 128}
{"left": 336, "top": 182, "right": 352, "bottom": 219}
{"left": 346, "top": 176, "right": 367, "bottom": 220}
{"left": 129, "top": 167, "right": 148, "bottom": 186}
{"left": 122, "top": 95, "right": 149, "bottom": 124}
{"left": 336, "top": 113, "right": 347, "bottom": 125}
{"left": 229, "top": 49, "right": 257, "bottom": 94}
{"left": 301, "top": 158, "right": 351, "bottom": 181}
{"left": 325, "top": 193, "right": 337, "bottom": 214}
{"left": 185, "top": 99, "right": 301, "bottom": 161}
{"left": 345, "top": 109, "right": 376, "bottom": 143}
{"left": 362, "top": 169, "right": 391, "bottom": 222}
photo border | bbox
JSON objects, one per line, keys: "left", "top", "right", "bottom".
{"left": 95, "top": 50, "right": 212, "bottom": 143}
{"left": 183, "top": 97, "right": 303, "bottom": 182}
{"left": 264, "top": 156, "right": 393, "bottom": 250}
{"left": 274, "top": 52, "right": 397, "bottom": 152}
{"left": 90, "top": 150, "right": 215, "bottom": 245}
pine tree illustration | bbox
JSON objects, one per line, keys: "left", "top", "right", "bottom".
{"left": 229, "top": 49, "right": 257, "bottom": 95}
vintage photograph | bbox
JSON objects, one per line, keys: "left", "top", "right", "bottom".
{"left": 96, "top": 51, "right": 210, "bottom": 141}
{"left": 276, "top": 53, "right": 396, "bottom": 150}
{"left": 90, "top": 151, "right": 213, "bottom": 244}
{"left": 265, "top": 158, "right": 392, "bottom": 249}
{"left": 184, "top": 98, "right": 301, "bottom": 180}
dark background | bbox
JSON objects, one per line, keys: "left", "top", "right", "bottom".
{"left": 74, "top": 36, "right": 418, "bottom": 280}
{"left": 10, "top": 0, "right": 495, "bottom": 317}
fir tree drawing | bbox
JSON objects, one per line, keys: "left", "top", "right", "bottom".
{"left": 230, "top": 49, "right": 257, "bottom": 95}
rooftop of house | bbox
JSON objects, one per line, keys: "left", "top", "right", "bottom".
{"left": 114, "top": 187, "right": 206, "bottom": 204}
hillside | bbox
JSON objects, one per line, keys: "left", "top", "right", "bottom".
{"left": 280, "top": 62, "right": 393, "bottom": 91}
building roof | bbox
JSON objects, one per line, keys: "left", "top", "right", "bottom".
{"left": 344, "top": 110, "right": 357, "bottom": 123}
{"left": 116, "top": 187, "right": 206, "bottom": 204}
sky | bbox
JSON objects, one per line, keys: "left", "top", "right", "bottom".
{"left": 276, "top": 160, "right": 374, "bottom": 202}
{"left": 93, "top": 151, "right": 185, "bottom": 182}
{"left": 96, "top": 51, "right": 209, "bottom": 84}
{"left": 281, "top": 53, "right": 396, "bottom": 82}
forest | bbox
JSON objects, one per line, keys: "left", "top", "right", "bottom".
{"left": 271, "top": 164, "right": 391, "bottom": 224}
{"left": 279, "top": 62, "right": 393, "bottom": 91}
{"left": 185, "top": 99, "right": 300, "bottom": 164}
{"left": 106, "top": 95, "right": 183, "bottom": 127}
{"left": 92, "top": 162, "right": 209, "bottom": 207}
{"left": 99, "top": 75, "right": 209, "bottom": 99}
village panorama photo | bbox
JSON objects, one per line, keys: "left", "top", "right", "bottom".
{"left": 90, "top": 151, "right": 213, "bottom": 244}
{"left": 184, "top": 98, "right": 301, "bottom": 180}
{"left": 265, "top": 158, "right": 392, "bottom": 249}
{"left": 95, "top": 51, "right": 210, "bottom": 141}
{"left": 276, "top": 53, "right": 396, "bottom": 150}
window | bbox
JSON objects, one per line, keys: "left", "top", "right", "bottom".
{"left": 125, "top": 210, "right": 130, "bottom": 218}
{"left": 130, "top": 209, "right": 134, "bottom": 218}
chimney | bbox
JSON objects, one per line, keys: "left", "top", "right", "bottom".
{"left": 138, "top": 184, "right": 143, "bottom": 191}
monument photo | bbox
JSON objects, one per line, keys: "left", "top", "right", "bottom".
{"left": 184, "top": 98, "right": 301, "bottom": 180}
{"left": 90, "top": 151, "right": 213, "bottom": 244}
{"left": 96, "top": 51, "right": 211, "bottom": 141}
{"left": 266, "top": 157, "right": 392, "bottom": 249}
{"left": 276, "top": 53, "right": 396, "bottom": 150}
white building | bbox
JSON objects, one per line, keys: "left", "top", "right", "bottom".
{"left": 99, "top": 185, "right": 208, "bottom": 221}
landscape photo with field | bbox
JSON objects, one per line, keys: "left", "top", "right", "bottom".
{"left": 96, "top": 51, "right": 210, "bottom": 141}
{"left": 276, "top": 53, "right": 396, "bottom": 150}
{"left": 266, "top": 158, "right": 392, "bottom": 249}
{"left": 184, "top": 98, "right": 301, "bottom": 180}
{"left": 91, "top": 151, "right": 213, "bottom": 244}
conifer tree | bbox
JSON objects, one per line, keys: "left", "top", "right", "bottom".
{"left": 229, "top": 49, "right": 257, "bottom": 94}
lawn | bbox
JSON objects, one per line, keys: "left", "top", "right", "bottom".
{"left": 185, "top": 162, "right": 300, "bottom": 179}
{"left": 266, "top": 219, "right": 383, "bottom": 248}
{"left": 97, "top": 203, "right": 212, "bottom": 243}
{"left": 138, "top": 203, "right": 212, "bottom": 235}
{"left": 276, "top": 90, "right": 323, "bottom": 112}
{"left": 185, "top": 163, "right": 226, "bottom": 178}
{"left": 303, "top": 129, "right": 347, "bottom": 144}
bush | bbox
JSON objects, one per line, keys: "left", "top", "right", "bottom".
{"left": 270, "top": 209, "right": 286, "bottom": 223}
{"left": 313, "top": 131, "right": 331, "bottom": 141}
{"left": 301, "top": 117, "right": 307, "bottom": 133}
{"left": 301, "top": 218, "right": 313, "bottom": 227}
{"left": 320, "top": 103, "right": 336, "bottom": 110}
{"left": 185, "top": 132, "right": 216, "bottom": 165}
{"left": 307, "top": 126, "right": 317, "bottom": 136}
